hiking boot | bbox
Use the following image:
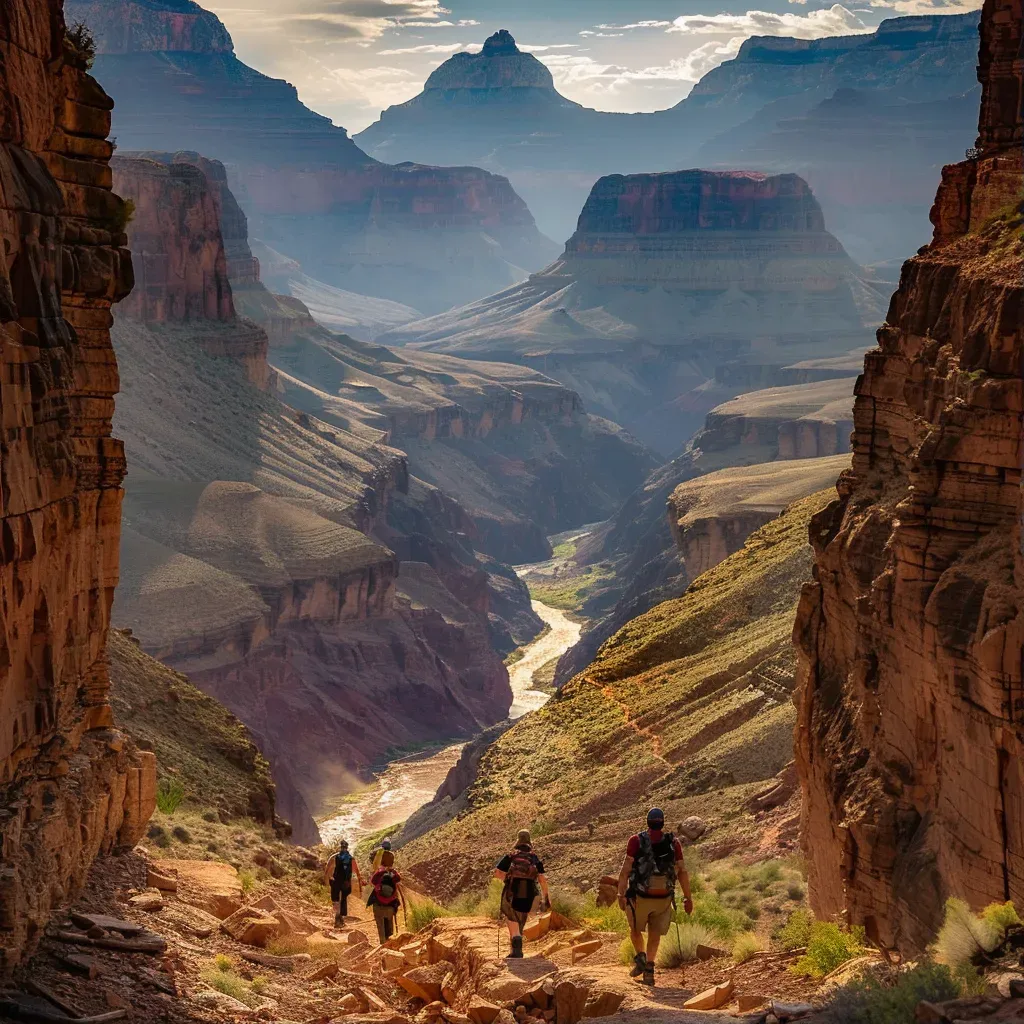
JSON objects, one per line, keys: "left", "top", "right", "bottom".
{"left": 507, "top": 935, "right": 524, "bottom": 959}
{"left": 629, "top": 952, "right": 647, "bottom": 978}
{"left": 334, "top": 912, "right": 344, "bottom": 928}
{"left": 640, "top": 964, "right": 655, "bottom": 987}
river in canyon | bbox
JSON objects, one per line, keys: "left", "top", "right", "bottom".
{"left": 317, "top": 543, "right": 585, "bottom": 848}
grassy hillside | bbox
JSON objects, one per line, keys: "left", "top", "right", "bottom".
{"left": 399, "top": 489, "right": 833, "bottom": 900}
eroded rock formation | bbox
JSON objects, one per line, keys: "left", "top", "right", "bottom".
{"left": 66, "top": 0, "right": 559, "bottom": 314}
{"left": 0, "top": 1, "right": 155, "bottom": 969}
{"left": 387, "top": 169, "right": 876, "bottom": 452}
{"left": 794, "top": 0, "right": 1023, "bottom": 952}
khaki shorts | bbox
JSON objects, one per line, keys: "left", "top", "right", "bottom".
{"left": 627, "top": 896, "right": 673, "bottom": 937}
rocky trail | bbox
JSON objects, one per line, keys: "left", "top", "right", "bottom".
{"left": 5, "top": 845, "right": 787, "bottom": 1024}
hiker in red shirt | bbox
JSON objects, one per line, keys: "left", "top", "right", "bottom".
{"left": 616, "top": 808, "right": 692, "bottom": 986}
{"left": 367, "top": 851, "right": 405, "bottom": 944}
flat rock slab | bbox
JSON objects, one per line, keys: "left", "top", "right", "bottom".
{"left": 69, "top": 913, "right": 144, "bottom": 937}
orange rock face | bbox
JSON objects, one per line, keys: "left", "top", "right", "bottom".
{"left": 794, "top": 0, "right": 1023, "bottom": 953}
{"left": 0, "top": 1, "right": 155, "bottom": 969}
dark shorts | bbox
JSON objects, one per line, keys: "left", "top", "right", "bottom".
{"left": 500, "top": 892, "right": 534, "bottom": 922}
{"left": 330, "top": 880, "right": 351, "bottom": 902}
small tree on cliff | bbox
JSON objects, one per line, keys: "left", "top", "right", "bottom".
{"left": 65, "top": 22, "right": 96, "bottom": 71}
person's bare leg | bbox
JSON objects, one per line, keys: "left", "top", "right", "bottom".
{"left": 646, "top": 932, "right": 662, "bottom": 962}
{"left": 630, "top": 928, "right": 645, "bottom": 955}
{"left": 506, "top": 919, "right": 520, "bottom": 939}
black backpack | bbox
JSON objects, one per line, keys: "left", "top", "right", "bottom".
{"left": 504, "top": 850, "right": 539, "bottom": 902}
{"left": 628, "top": 831, "right": 677, "bottom": 898}
{"left": 333, "top": 851, "right": 353, "bottom": 884}
{"left": 374, "top": 869, "right": 398, "bottom": 904}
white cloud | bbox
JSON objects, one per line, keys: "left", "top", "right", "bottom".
{"left": 668, "top": 5, "right": 869, "bottom": 38}
{"left": 273, "top": 0, "right": 455, "bottom": 43}
{"left": 519, "top": 43, "right": 580, "bottom": 52}
{"left": 377, "top": 41, "right": 468, "bottom": 54}
{"left": 595, "top": 20, "right": 673, "bottom": 29}
{"left": 859, "top": 0, "right": 982, "bottom": 10}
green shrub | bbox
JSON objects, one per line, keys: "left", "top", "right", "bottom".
{"left": 171, "top": 825, "right": 192, "bottom": 843}
{"left": 147, "top": 823, "right": 171, "bottom": 849}
{"left": 156, "top": 777, "right": 185, "bottom": 815}
{"left": 579, "top": 893, "right": 629, "bottom": 936}
{"left": 981, "top": 900, "right": 1021, "bottom": 933}
{"left": 618, "top": 937, "right": 638, "bottom": 965}
{"left": 238, "top": 869, "right": 256, "bottom": 895}
{"left": 777, "top": 908, "right": 813, "bottom": 950}
{"left": 733, "top": 930, "right": 766, "bottom": 963}
{"left": 250, "top": 976, "right": 269, "bottom": 996}
{"left": 549, "top": 891, "right": 583, "bottom": 922}
{"left": 714, "top": 869, "right": 744, "bottom": 894}
{"left": 787, "top": 882, "right": 806, "bottom": 901}
{"left": 792, "top": 922, "right": 865, "bottom": 978}
{"left": 201, "top": 958, "right": 253, "bottom": 1005}
{"left": 475, "top": 880, "right": 505, "bottom": 920}
{"left": 751, "top": 861, "right": 783, "bottom": 892}
{"left": 408, "top": 897, "right": 451, "bottom": 931}
{"left": 817, "top": 962, "right": 959, "bottom": 1024}
{"left": 657, "top": 923, "right": 718, "bottom": 968}
{"left": 688, "top": 891, "right": 744, "bottom": 941}
{"left": 65, "top": 22, "right": 96, "bottom": 69}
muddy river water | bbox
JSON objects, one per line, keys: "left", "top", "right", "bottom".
{"left": 318, "top": 550, "right": 584, "bottom": 848}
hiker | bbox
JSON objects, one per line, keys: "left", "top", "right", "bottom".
{"left": 367, "top": 850, "right": 404, "bottom": 944}
{"left": 616, "top": 807, "right": 692, "bottom": 987}
{"left": 323, "top": 839, "right": 364, "bottom": 927}
{"left": 370, "top": 837, "right": 393, "bottom": 873}
{"left": 494, "top": 829, "right": 550, "bottom": 959}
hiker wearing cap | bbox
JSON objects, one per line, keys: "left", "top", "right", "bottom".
{"left": 494, "top": 829, "right": 550, "bottom": 959}
{"left": 370, "top": 837, "right": 393, "bottom": 873}
{"left": 616, "top": 808, "right": 692, "bottom": 986}
{"left": 324, "top": 839, "right": 363, "bottom": 927}
{"left": 367, "top": 850, "right": 405, "bottom": 944}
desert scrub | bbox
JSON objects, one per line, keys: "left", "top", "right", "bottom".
{"left": 688, "top": 890, "right": 745, "bottom": 941}
{"left": 65, "top": 21, "right": 96, "bottom": 69}
{"left": 156, "top": 777, "right": 186, "bottom": 814}
{"left": 733, "top": 931, "right": 767, "bottom": 963}
{"left": 201, "top": 956, "right": 256, "bottom": 1005}
{"left": 816, "top": 962, "right": 959, "bottom": 1024}
{"left": 657, "top": 923, "right": 718, "bottom": 967}
{"left": 238, "top": 869, "right": 257, "bottom": 895}
{"left": 267, "top": 934, "right": 309, "bottom": 956}
{"left": 407, "top": 896, "right": 451, "bottom": 931}
{"left": 792, "top": 922, "right": 865, "bottom": 978}
{"left": 776, "top": 908, "right": 813, "bottom": 950}
{"left": 580, "top": 893, "right": 629, "bottom": 935}
{"left": 932, "top": 898, "right": 1021, "bottom": 993}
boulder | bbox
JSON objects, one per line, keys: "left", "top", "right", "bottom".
{"left": 427, "top": 934, "right": 459, "bottom": 964}
{"left": 398, "top": 962, "right": 451, "bottom": 1003}
{"left": 306, "top": 962, "right": 340, "bottom": 982}
{"left": 384, "top": 932, "right": 418, "bottom": 949}
{"left": 571, "top": 940, "right": 602, "bottom": 964}
{"left": 737, "top": 994, "right": 768, "bottom": 1012}
{"left": 554, "top": 980, "right": 589, "bottom": 1024}
{"left": 678, "top": 816, "right": 707, "bottom": 842}
{"left": 683, "top": 980, "right": 734, "bottom": 1011}
{"left": 441, "top": 972, "right": 459, "bottom": 1004}
{"left": 581, "top": 990, "right": 624, "bottom": 1018}
{"left": 341, "top": 929, "right": 370, "bottom": 946}
{"left": 382, "top": 949, "right": 406, "bottom": 971}
{"left": 220, "top": 906, "right": 281, "bottom": 947}
{"left": 274, "top": 909, "right": 316, "bottom": 937}
{"left": 192, "top": 989, "right": 253, "bottom": 1015}
{"left": 207, "top": 892, "right": 243, "bottom": 920}
{"left": 129, "top": 890, "right": 164, "bottom": 912}
{"left": 146, "top": 866, "right": 179, "bottom": 892}
{"left": 769, "top": 1001, "right": 815, "bottom": 1021}
{"left": 595, "top": 877, "right": 618, "bottom": 909}
{"left": 695, "top": 943, "right": 727, "bottom": 961}
{"left": 468, "top": 997, "right": 502, "bottom": 1024}
{"left": 522, "top": 913, "right": 551, "bottom": 942}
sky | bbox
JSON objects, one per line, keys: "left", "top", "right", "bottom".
{"left": 206, "top": 0, "right": 984, "bottom": 133}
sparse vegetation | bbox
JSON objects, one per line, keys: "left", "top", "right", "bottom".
{"left": 156, "top": 777, "right": 186, "bottom": 814}
{"left": 776, "top": 908, "right": 813, "bottom": 950}
{"left": 657, "top": 922, "right": 718, "bottom": 967}
{"left": 65, "top": 21, "right": 96, "bottom": 69}
{"left": 238, "top": 869, "right": 257, "bottom": 895}
{"left": 407, "top": 896, "right": 452, "bottom": 930}
{"left": 526, "top": 563, "right": 613, "bottom": 612}
{"left": 817, "top": 962, "right": 959, "bottom": 1024}
{"left": 266, "top": 934, "right": 309, "bottom": 956}
{"left": 733, "top": 930, "right": 767, "bottom": 962}
{"left": 201, "top": 955, "right": 261, "bottom": 1006}
{"left": 792, "top": 921, "right": 865, "bottom": 978}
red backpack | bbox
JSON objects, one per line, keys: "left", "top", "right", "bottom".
{"left": 505, "top": 850, "right": 539, "bottom": 901}
{"left": 374, "top": 869, "right": 399, "bottom": 905}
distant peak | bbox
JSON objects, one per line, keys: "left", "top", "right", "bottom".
{"left": 482, "top": 29, "right": 520, "bottom": 56}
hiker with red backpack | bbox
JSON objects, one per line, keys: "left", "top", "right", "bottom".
{"left": 367, "top": 850, "right": 405, "bottom": 944}
{"left": 616, "top": 808, "right": 692, "bottom": 987}
{"left": 494, "top": 829, "right": 550, "bottom": 959}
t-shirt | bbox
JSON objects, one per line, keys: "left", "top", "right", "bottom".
{"left": 496, "top": 851, "right": 545, "bottom": 875}
{"left": 371, "top": 848, "right": 391, "bottom": 871}
{"left": 626, "top": 831, "right": 684, "bottom": 862}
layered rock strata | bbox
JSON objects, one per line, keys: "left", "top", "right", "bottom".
{"left": 387, "top": 170, "right": 876, "bottom": 452}
{"left": 794, "top": 0, "right": 1024, "bottom": 952}
{"left": 67, "top": 0, "right": 559, "bottom": 313}
{"left": 112, "top": 154, "right": 270, "bottom": 386}
{"left": 0, "top": 2, "right": 155, "bottom": 969}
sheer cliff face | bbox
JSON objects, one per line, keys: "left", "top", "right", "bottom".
{"left": 794, "top": 0, "right": 1023, "bottom": 953}
{"left": 0, "top": 1, "right": 155, "bottom": 969}
{"left": 66, "top": 0, "right": 559, "bottom": 314}
{"left": 386, "top": 169, "right": 875, "bottom": 453}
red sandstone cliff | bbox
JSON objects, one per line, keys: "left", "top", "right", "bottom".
{"left": 0, "top": 1, "right": 155, "bottom": 969}
{"left": 794, "top": 0, "right": 1023, "bottom": 953}
{"left": 112, "top": 153, "right": 270, "bottom": 386}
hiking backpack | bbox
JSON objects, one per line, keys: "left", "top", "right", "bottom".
{"left": 504, "top": 850, "right": 539, "bottom": 902}
{"left": 333, "top": 851, "right": 353, "bottom": 884}
{"left": 628, "top": 830, "right": 677, "bottom": 899}
{"left": 374, "top": 869, "right": 398, "bottom": 904}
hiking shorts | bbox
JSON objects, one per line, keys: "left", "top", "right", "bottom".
{"left": 628, "top": 896, "right": 673, "bottom": 937}
{"left": 500, "top": 893, "right": 532, "bottom": 924}
{"left": 330, "top": 880, "right": 351, "bottom": 902}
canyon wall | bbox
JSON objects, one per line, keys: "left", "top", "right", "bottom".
{"left": 67, "top": 0, "right": 559, "bottom": 314}
{"left": 387, "top": 169, "right": 875, "bottom": 453}
{"left": 794, "top": 0, "right": 1023, "bottom": 952}
{"left": 0, "top": 1, "right": 155, "bottom": 969}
